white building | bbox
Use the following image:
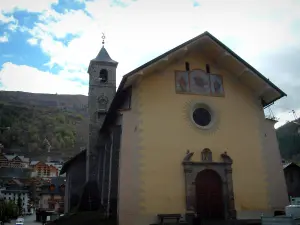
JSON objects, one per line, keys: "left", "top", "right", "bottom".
{"left": 0, "top": 188, "right": 30, "bottom": 213}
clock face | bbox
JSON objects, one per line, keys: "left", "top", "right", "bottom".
{"left": 91, "top": 65, "right": 97, "bottom": 73}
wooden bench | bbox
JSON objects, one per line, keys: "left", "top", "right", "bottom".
{"left": 157, "top": 214, "right": 182, "bottom": 224}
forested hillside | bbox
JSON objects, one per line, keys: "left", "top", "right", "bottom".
{"left": 276, "top": 118, "right": 300, "bottom": 162}
{"left": 0, "top": 91, "right": 89, "bottom": 161}
{"left": 0, "top": 91, "right": 298, "bottom": 162}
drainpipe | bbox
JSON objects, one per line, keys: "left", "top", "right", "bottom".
{"left": 106, "top": 132, "right": 114, "bottom": 217}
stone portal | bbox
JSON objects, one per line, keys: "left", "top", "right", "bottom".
{"left": 182, "top": 151, "right": 236, "bottom": 220}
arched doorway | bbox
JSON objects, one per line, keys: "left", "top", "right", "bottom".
{"left": 195, "top": 169, "right": 224, "bottom": 220}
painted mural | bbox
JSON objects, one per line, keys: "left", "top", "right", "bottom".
{"left": 175, "top": 71, "right": 189, "bottom": 93}
{"left": 210, "top": 74, "right": 224, "bottom": 95}
{"left": 175, "top": 69, "right": 224, "bottom": 97}
{"left": 189, "top": 70, "right": 210, "bottom": 95}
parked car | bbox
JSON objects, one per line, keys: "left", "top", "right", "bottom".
{"left": 15, "top": 217, "right": 24, "bottom": 225}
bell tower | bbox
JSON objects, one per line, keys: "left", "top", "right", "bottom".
{"left": 77, "top": 34, "right": 118, "bottom": 212}
{"left": 87, "top": 34, "right": 118, "bottom": 182}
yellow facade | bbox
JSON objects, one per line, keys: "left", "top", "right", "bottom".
{"left": 134, "top": 51, "right": 269, "bottom": 218}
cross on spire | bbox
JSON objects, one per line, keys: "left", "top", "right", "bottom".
{"left": 102, "top": 33, "right": 105, "bottom": 45}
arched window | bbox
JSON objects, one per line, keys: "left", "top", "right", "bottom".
{"left": 201, "top": 148, "right": 212, "bottom": 162}
{"left": 99, "top": 69, "right": 108, "bottom": 83}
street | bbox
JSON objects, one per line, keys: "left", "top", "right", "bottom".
{"left": 8, "top": 214, "right": 40, "bottom": 225}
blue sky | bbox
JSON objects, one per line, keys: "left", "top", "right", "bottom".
{"left": 0, "top": 0, "right": 300, "bottom": 127}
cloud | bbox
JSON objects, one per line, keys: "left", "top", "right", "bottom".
{"left": 0, "top": 33, "right": 9, "bottom": 42}
{"left": 27, "top": 38, "right": 39, "bottom": 45}
{"left": 23, "top": 0, "right": 300, "bottom": 77}
{"left": 258, "top": 47, "right": 300, "bottom": 128}
{"left": 0, "top": 62, "right": 87, "bottom": 95}
{"left": 273, "top": 109, "right": 300, "bottom": 129}
{"left": 0, "top": 0, "right": 58, "bottom": 13}
{"left": 0, "top": 12, "right": 16, "bottom": 24}
{"left": 1, "top": 0, "right": 300, "bottom": 127}
{"left": 7, "top": 23, "right": 18, "bottom": 32}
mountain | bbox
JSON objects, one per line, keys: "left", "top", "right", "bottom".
{"left": 276, "top": 118, "right": 300, "bottom": 162}
{"left": 0, "top": 91, "right": 89, "bottom": 161}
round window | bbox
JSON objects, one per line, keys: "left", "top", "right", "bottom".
{"left": 192, "top": 107, "right": 212, "bottom": 127}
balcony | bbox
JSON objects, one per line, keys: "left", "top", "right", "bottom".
{"left": 48, "top": 198, "right": 57, "bottom": 204}
{"left": 48, "top": 198, "right": 64, "bottom": 204}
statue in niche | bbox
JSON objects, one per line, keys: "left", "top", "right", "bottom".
{"left": 183, "top": 150, "right": 194, "bottom": 162}
{"left": 201, "top": 148, "right": 212, "bottom": 162}
{"left": 97, "top": 93, "right": 109, "bottom": 111}
{"left": 221, "top": 151, "right": 233, "bottom": 163}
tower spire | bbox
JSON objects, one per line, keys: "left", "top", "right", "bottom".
{"left": 102, "top": 33, "right": 105, "bottom": 46}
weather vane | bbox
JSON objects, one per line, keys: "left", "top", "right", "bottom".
{"left": 102, "top": 33, "right": 105, "bottom": 45}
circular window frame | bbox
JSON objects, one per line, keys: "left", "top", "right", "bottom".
{"left": 189, "top": 102, "right": 216, "bottom": 130}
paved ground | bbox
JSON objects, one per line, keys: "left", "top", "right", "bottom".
{"left": 8, "top": 214, "right": 40, "bottom": 225}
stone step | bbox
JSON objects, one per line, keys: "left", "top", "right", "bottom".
{"left": 150, "top": 219, "right": 261, "bottom": 225}
{"left": 200, "top": 220, "right": 261, "bottom": 225}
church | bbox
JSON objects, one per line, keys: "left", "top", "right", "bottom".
{"left": 61, "top": 31, "right": 289, "bottom": 225}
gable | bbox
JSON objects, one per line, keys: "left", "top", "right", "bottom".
{"left": 35, "top": 161, "right": 46, "bottom": 167}
{"left": 12, "top": 156, "right": 22, "bottom": 162}
{"left": 101, "top": 31, "right": 286, "bottom": 131}
{"left": 0, "top": 153, "right": 8, "bottom": 161}
{"left": 124, "top": 32, "right": 285, "bottom": 105}
{"left": 49, "top": 165, "right": 57, "bottom": 170}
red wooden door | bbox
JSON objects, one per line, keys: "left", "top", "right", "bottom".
{"left": 195, "top": 169, "right": 224, "bottom": 220}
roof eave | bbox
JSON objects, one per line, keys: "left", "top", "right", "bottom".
{"left": 60, "top": 149, "right": 86, "bottom": 175}
{"left": 90, "top": 59, "right": 118, "bottom": 65}
{"left": 204, "top": 32, "right": 287, "bottom": 99}
{"left": 100, "top": 31, "right": 287, "bottom": 130}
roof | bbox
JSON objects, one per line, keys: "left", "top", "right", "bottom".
{"left": 39, "top": 176, "right": 66, "bottom": 195}
{"left": 51, "top": 176, "right": 65, "bottom": 185}
{"left": 2, "top": 189, "right": 29, "bottom": 193}
{"left": 30, "top": 161, "right": 40, "bottom": 166}
{"left": 91, "top": 46, "right": 118, "bottom": 66}
{"left": 0, "top": 168, "right": 32, "bottom": 178}
{"left": 283, "top": 162, "right": 300, "bottom": 169}
{"left": 11, "top": 178, "right": 23, "bottom": 186}
{"left": 2, "top": 153, "right": 29, "bottom": 162}
{"left": 46, "top": 163, "right": 62, "bottom": 170}
{"left": 60, "top": 149, "right": 86, "bottom": 175}
{"left": 101, "top": 31, "right": 287, "bottom": 131}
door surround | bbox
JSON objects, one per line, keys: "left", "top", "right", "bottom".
{"left": 182, "top": 151, "right": 236, "bottom": 220}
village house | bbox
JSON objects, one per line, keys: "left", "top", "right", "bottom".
{"left": 60, "top": 149, "right": 86, "bottom": 213}
{"left": 38, "top": 177, "right": 65, "bottom": 213}
{"left": 0, "top": 186, "right": 30, "bottom": 213}
{"left": 61, "top": 31, "right": 289, "bottom": 224}
{"left": 0, "top": 153, "right": 29, "bottom": 168}
{"left": 30, "top": 161, "right": 59, "bottom": 178}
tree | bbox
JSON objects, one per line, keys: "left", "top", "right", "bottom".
{"left": 1, "top": 200, "right": 18, "bottom": 220}
{"left": 0, "top": 102, "right": 85, "bottom": 160}
{"left": 17, "top": 195, "right": 22, "bottom": 215}
{"left": 29, "top": 180, "right": 37, "bottom": 208}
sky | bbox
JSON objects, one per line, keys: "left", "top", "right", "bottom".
{"left": 0, "top": 0, "right": 300, "bottom": 128}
